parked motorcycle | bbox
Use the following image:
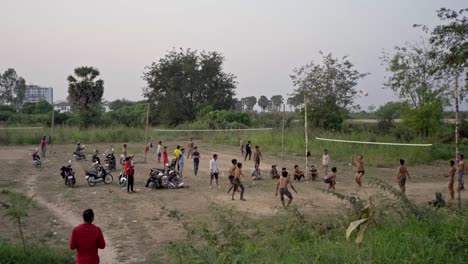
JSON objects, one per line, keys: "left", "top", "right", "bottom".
{"left": 145, "top": 166, "right": 184, "bottom": 189}
{"left": 85, "top": 163, "right": 113, "bottom": 187}
{"left": 104, "top": 149, "right": 116, "bottom": 171}
{"left": 74, "top": 144, "right": 86, "bottom": 161}
{"left": 60, "top": 161, "right": 76, "bottom": 187}
{"left": 32, "top": 149, "right": 41, "bottom": 167}
{"left": 118, "top": 169, "right": 127, "bottom": 187}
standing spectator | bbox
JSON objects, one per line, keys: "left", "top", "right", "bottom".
{"left": 187, "top": 138, "right": 194, "bottom": 159}
{"left": 253, "top": 146, "right": 262, "bottom": 166}
{"left": 162, "top": 146, "right": 169, "bottom": 165}
{"left": 244, "top": 140, "right": 252, "bottom": 161}
{"left": 322, "top": 149, "right": 330, "bottom": 175}
{"left": 240, "top": 138, "right": 244, "bottom": 156}
{"left": 193, "top": 147, "right": 200, "bottom": 176}
{"left": 40, "top": 136, "right": 47, "bottom": 157}
{"left": 179, "top": 148, "right": 185, "bottom": 181}
{"left": 120, "top": 144, "right": 128, "bottom": 165}
{"left": 125, "top": 157, "right": 135, "bottom": 193}
{"left": 156, "top": 141, "right": 162, "bottom": 163}
{"left": 173, "top": 145, "right": 182, "bottom": 171}
{"left": 209, "top": 154, "right": 220, "bottom": 189}
{"left": 70, "top": 209, "right": 106, "bottom": 264}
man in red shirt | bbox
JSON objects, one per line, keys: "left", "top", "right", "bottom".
{"left": 70, "top": 209, "right": 106, "bottom": 264}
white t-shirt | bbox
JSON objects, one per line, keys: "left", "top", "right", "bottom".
{"left": 210, "top": 159, "right": 219, "bottom": 173}
{"left": 156, "top": 144, "right": 162, "bottom": 154}
{"left": 322, "top": 154, "right": 330, "bottom": 166}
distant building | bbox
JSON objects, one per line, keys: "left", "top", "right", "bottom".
{"left": 54, "top": 101, "right": 72, "bottom": 113}
{"left": 25, "top": 85, "right": 53, "bottom": 104}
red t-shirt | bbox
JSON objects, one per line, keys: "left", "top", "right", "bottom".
{"left": 41, "top": 139, "right": 46, "bottom": 148}
{"left": 163, "top": 150, "right": 169, "bottom": 164}
{"left": 70, "top": 223, "right": 106, "bottom": 264}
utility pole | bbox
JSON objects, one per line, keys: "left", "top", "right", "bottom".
{"left": 144, "top": 103, "right": 150, "bottom": 163}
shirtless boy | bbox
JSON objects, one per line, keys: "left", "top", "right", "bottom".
{"left": 187, "top": 138, "right": 194, "bottom": 159}
{"left": 227, "top": 159, "right": 237, "bottom": 194}
{"left": 397, "top": 159, "right": 411, "bottom": 193}
{"left": 458, "top": 154, "right": 465, "bottom": 191}
{"left": 253, "top": 146, "right": 262, "bottom": 167}
{"left": 232, "top": 162, "right": 246, "bottom": 201}
{"left": 293, "top": 165, "right": 305, "bottom": 181}
{"left": 275, "top": 171, "right": 297, "bottom": 207}
{"left": 327, "top": 167, "right": 337, "bottom": 190}
{"left": 353, "top": 155, "right": 365, "bottom": 187}
{"left": 447, "top": 160, "right": 456, "bottom": 199}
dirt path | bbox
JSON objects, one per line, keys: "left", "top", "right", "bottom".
{"left": 25, "top": 163, "right": 118, "bottom": 264}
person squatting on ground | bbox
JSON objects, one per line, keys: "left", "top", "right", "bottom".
{"left": 293, "top": 165, "right": 305, "bottom": 181}
{"left": 327, "top": 167, "right": 337, "bottom": 190}
{"left": 276, "top": 170, "right": 297, "bottom": 207}
{"left": 227, "top": 159, "right": 237, "bottom": 194}
{"left": 193, "top": 146, "right": 200, "bottom": 176}
{"left": 187, "top": 138, "right": 194, "bottom": 159}
{"left": 308, "top": 165, "right": 318, "bottom": 181}
{"left": 125, "top": 157, "right": 135, "bottom": 193}
{"left": 209, "top": 154, "right": 220, "bottom": 189}
{"left": 156, "top": 141, "right": 162, "bottom": 163}
{"left": 69, "top": 209, "right": 106, "bottom": 264}
{"left": 251, "top": 163, "right": 262, "bottom": 181}
{"left": 458, "top": 154, "right": 465, "bottom": 191}
{"left": 270, "top": 164, "right": 280, "bottom": 179}
{"left": 353, "top": 155, "right": 365, "bottom": 187}
{"left": 253, "top": 146, "right": 262, "bottom": 167}
{"left": 322, "top": 149, "right": 329, "bottom": 175}
{"left": 448, "top": 160, "right": 456, "bottom": 199}
{"left": 244, "top": 140, "right": 252, "bottom": 161}
{"left": 232, "top": 162, "right": 246, "bottom": 201}
{"left": 397, "top": 159, "right": 411, "bottom": 193}
{"left": 41, "top": 136, "right": 47, "bottom": 157}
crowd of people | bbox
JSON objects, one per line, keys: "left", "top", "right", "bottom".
{"left": 63, "top": 137, "right": 466, "bottom": 263}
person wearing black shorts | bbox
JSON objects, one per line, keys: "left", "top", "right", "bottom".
{"left": 232, "top": 162, "right": 246, "bottom": 201}
{"left": 227, "top": 159, "right": 237, "bottom": 194}
{"left": 244, "top": 141, "right": 252, "bottom": 161}
{"left": 276, "top": 170, "right": 297, "bottom": 207}
{"left": 209, "top": 154, "right": 220, "bottom": 189}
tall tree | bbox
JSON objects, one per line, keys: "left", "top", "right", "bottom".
{"left": 419, "top": 8, "right": 468, "bottom": 157}
{"left": 290, "top": 52, "right": 368, "bottom": 130}
{"left": 242, "top": 96, "right": 257, "bottom": 112}
{"left": 258, "top": 95, "right": 269, "bottom": 111}
{"left": 0, "top": 68, "right": 26, "bottom": 110}
{"left": 382, "top": 42, "right": 450, "bottom": 137}
{"left": 67, "top": 66, "right": 104, "bottom": 128}
{"left": 270, "top": 95, "right": 284, "bottom": 111}
{"left": 143, "top": 48, "right": 237, "bottom": 125}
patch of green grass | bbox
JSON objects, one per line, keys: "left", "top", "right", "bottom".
{"left": 164, "top": 204, "right": 468, "bottom": 264}
{"left": 0, "top": 240, "right": 73, "bottom": 264}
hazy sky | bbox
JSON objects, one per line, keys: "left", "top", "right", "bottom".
{"left": 1, "top": 0, "right": 466, "bottom": 109}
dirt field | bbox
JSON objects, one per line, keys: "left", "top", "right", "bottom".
{"left": 0, "top": 141, "right": 465, "bottom": 263}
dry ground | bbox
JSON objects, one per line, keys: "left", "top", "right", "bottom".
{"left": 0, "top": 141, "right": 465, "bottom": 263}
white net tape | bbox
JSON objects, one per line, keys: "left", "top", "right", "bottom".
{"left": 315, "top": 137, "right": 432, "bottom": 147}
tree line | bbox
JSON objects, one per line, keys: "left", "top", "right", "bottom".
{"left": 0, "top": 7, "right": 466, "bottom": 138}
